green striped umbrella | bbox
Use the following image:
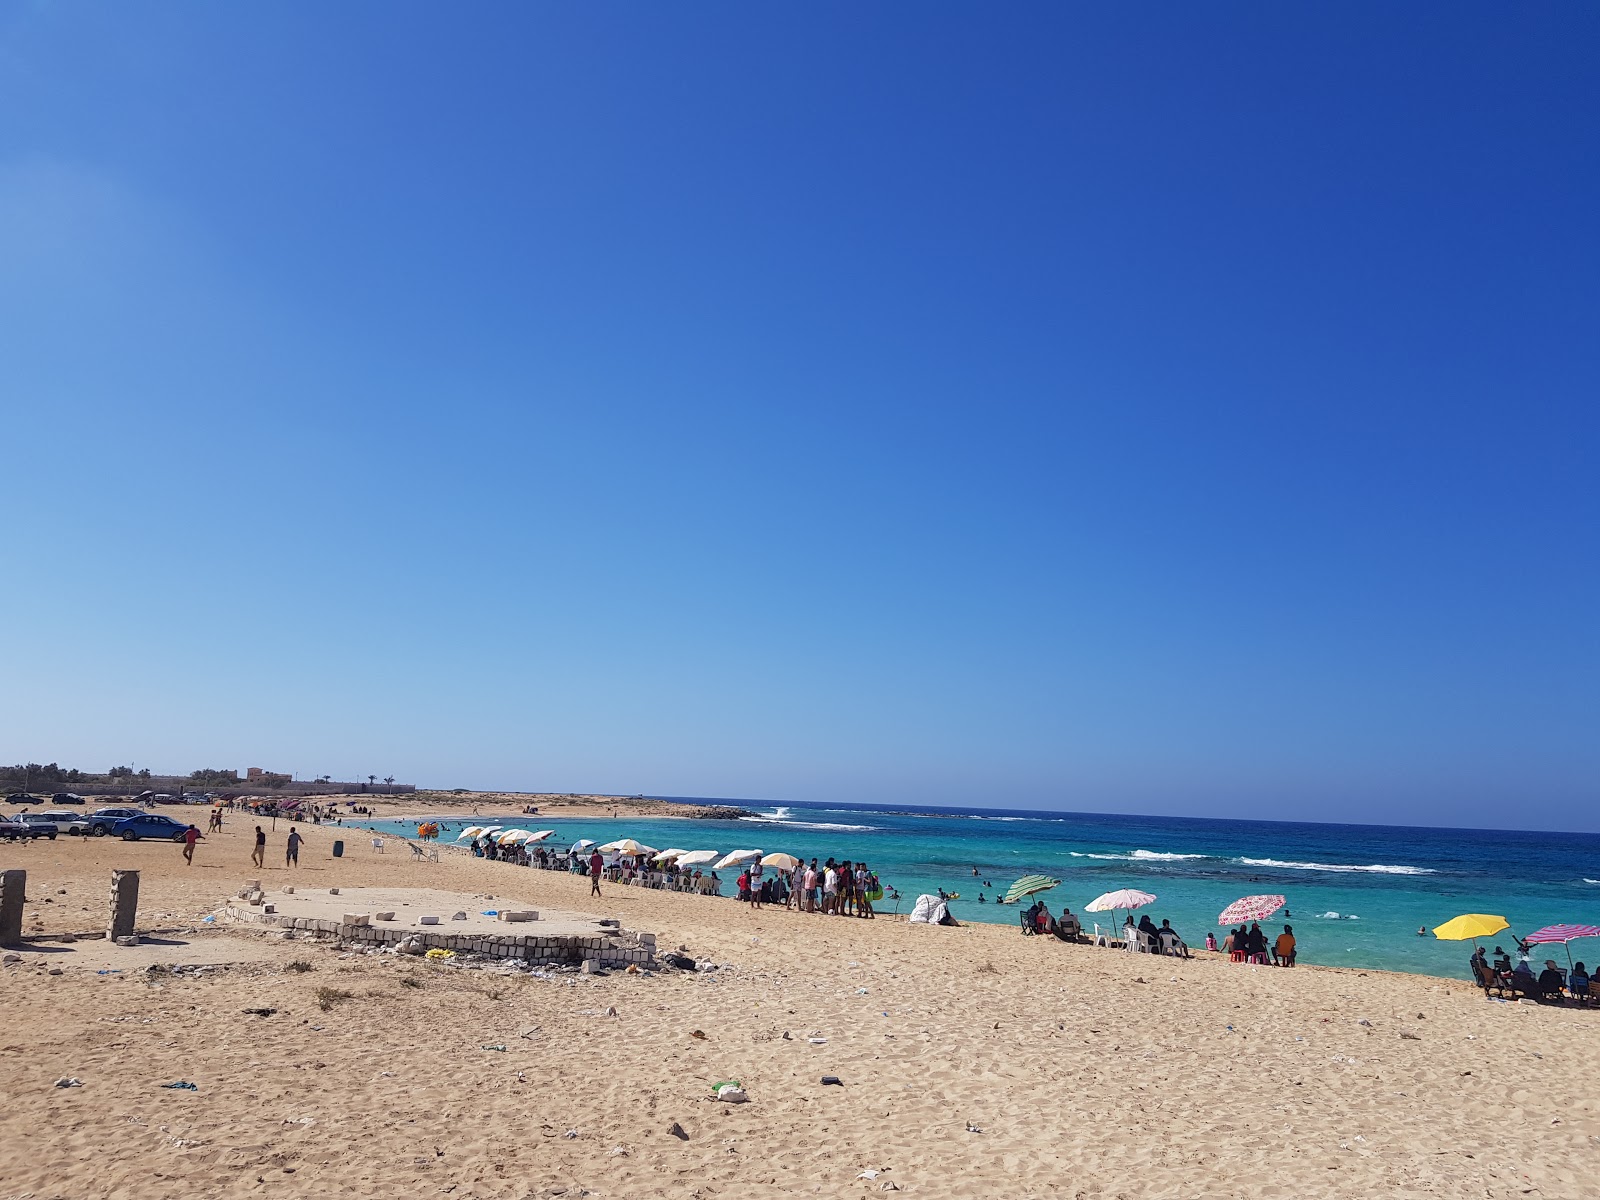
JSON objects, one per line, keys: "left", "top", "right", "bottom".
{"left": 1002, "top": 875, "right": 1061, "bottom": 905}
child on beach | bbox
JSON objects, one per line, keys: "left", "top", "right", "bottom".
{"left": 182, "top": 824, "right": 203, "bottom": 866}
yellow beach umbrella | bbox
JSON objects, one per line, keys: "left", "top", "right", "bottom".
{"left": 1433, "top": 914, "right": 1509, "bottom": 942}
{"left": 761, "top": 852, "right": 800, "bottom": 872}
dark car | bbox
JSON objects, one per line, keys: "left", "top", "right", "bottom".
{"left": 0, "top": 812, "right": 56, "bottom": 840}
{"left": 6, "top": 794, "right": 37, "bottom": 806}
{"left": 87, "top": 807, "right": 147, "bottom": 837}
{"left": 51, "top": 792, "right": 85, "bottom": 806}
{"left": 111, "top": 813, "right": 190, "bottom": 842}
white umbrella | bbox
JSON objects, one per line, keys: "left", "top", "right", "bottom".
{"left": 525, "top": 830, "right": 556, "bottom": 843}
{"left": 760, "top": 852, "right": 800, "bottom": 871}
{"left": 497, "top": 830, "right": 531, "bottom": 844}
{"left": 569, "top": 839, "right": 597, "bottom": 852}
{"left": 456, "top": 828, "right": 483, "bottom": 841}
{"left": 1085, "top": 889, "right": 1157, "bottom": 913}
{"left": 599, "top": 838, "right": 657, "bottom": 856}
{"left": 653, "top": 848, "right": 689, "bottom": 862}
{"left": 479, "top": 826, "right": 503, "bottom": 838}
{"left": 673, "top": 850, "right": 719, "bottom": 867}
{"left": 715, "top": 849, "right": 763, "bottom": 870}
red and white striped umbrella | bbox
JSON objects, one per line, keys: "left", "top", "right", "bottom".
{"left": 1218, "top": 894, "right": 1286, "bottom": 926}
{"left": 1525, "top": 924, "right": 1600, "bottom": 944}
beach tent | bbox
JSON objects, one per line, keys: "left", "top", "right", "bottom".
{"left": 674, "top": 850, "right": 720, "bottom": 867}
{"left": 715, "top": 849, "right": 763, "bottom": 870}
{"left": 908, "top": 894, "right": 956, "bottom": 926}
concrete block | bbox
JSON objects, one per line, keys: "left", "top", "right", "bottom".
{"left": 637, "top": 932, "right": 656, "bottom": 947}
{"left": 419, "top": 915, "right": 440, "bottom": 926}
{"left": 375, "top": 912, "right": 396, "bottom": 922}
{"left": 263, "top": 905, "right": 276, "bottom": 915}
{"left": 329, "top": 888, "right": 340, "bottom": 895}
{"left": 282, "top": 886, "right": 294, "bottom": 894}
{"left": 342, "top": 914, "right": 371, "bottom": 927}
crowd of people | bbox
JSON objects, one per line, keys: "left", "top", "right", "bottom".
{"left": 1471, "top": 945, "right": 1594, "bottom": 1004}
{"left": 1216, "top": 922, "right": 1296, "bottom": 966}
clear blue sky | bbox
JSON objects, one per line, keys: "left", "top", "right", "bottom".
{"left": 3, "top": 5, "right": 1596, "bottom": 830}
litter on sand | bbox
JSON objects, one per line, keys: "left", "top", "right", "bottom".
{"left": 160, "top": 1081, "right": 199, "bottom": 1091}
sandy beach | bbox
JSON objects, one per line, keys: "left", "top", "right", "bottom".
{"left": 3, "top": 816, "right": 1597, "bottom": 1200}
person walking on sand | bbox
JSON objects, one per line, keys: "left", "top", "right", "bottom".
{"left": 251, "top": 825, "right": 266, "bottom": 868}
{"left": 589, "top": 849, "right": 604, "bottom": 897}
{"left": 182, "top": 824, "right": 203, "bottom": 866}
{"left": 285, "top": 826, "right": 302, "bottom": 868}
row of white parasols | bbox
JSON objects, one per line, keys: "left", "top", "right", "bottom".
{"left": 455, "top": 827, "right": 798, "bottom": 874}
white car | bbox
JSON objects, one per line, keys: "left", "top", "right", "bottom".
{"left": 38, "top": 810, "right": 93, "bottom": 835}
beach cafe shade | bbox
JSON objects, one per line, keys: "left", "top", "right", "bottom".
{"left": 761, "top": 852, "right": 801, "bottom": 872}
{"left": 673, "top": 850, "right": 720, "bottom": 867}
{"left": 715, "top": 849, "right": 763, "bottom": 870}
{"left": 1085, "top": 889, "right": 1157, "bottom": 914}
{"left": 1432, "top": 914, "right": 1509, "bottom": 943}
{"left": 1001, "top": 875, "right": 1061, "bottom": 905}
{"left": 598, "top": 839, "right": 657, "bottom": 856}
{"left": 1218, "top": 895, "right": 1287, "bottom": 926}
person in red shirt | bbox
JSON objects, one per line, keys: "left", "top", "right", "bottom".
{"left": 589, "top": 850, "right": 604, "bottom": 897}
{"left": 182, "top": 824, "right": 204, "bottom": 866}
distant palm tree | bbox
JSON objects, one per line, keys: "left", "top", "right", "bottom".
{"left": 367, "top": 775, "right": 376, "bottom": 787}
{"left": 383, "top": 776, "right": 395, "bottom": 786}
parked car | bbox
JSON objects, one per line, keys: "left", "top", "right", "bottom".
{"left": 150, "top": 794, "right": 179, "bottom": 805}
{"left": 0, "top": 813, "right": 54, "bottom": 840}
{"left": 6, "top": 793, "right": 38, "bottom": 806}
{"left": 87, "top": 807, "right": 147, "bottom": 836}
{"left": 51, "top": 792, "right": 85, "bottom": 806}
{"left": 10, "top": 813, "right": 61, "bottom": 839}
{"left": 110, "top": 813, "right": 190, "bottom": 842}
{"left": 37, "top": 810, "right": 92, "bottom": 835}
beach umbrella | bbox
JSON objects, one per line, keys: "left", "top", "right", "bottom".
{"left": 497, "top": 830, "right": 530, "bottom": 844}
{"left": 525, "top": 830, "right": 556, "bottom": 843}
{"left": 761, "top": 852, "right": 800, "bottom": 872}
{"left": 479, "top": 826, "right": 503, "bottom": 838}
{"left": 1218, "top": 894, "right": 1287, "bottom": 926}
{"left": 598, "top": 838, "right": 657, "bottom": 856}
{"left": 569, "top": 839, "right": 596, "bottom": 851}
{"left": 715, "top": 849, "right": 763, "bottom": 870}
{"left": 1432, "top": 913, "right": 1509, "bottom": 948}
{"left": 653, "top": 849, "right": 689, "bottom": 863}
{"left": 456, "top": 827, "right": 485, "bottom": 841}
{"left": 674, "top": 850, "right": 719, "bottom": 867}
{"left": 1085, "top": 889, "right": 1157, "bottom": 913}
{"left": 1001, "top": 875, "right": 1061, "bottom": 905}
{"left": 1524, "top": 924, "right": 1600, "bottom": 971}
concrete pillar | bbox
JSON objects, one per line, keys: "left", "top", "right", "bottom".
{"left": 108, "top": 870, "right": 140, "bottom": 942}
{"left": 0, "top": 870, "right": 24, "bottom": 945}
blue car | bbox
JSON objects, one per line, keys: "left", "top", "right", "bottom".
{"left": 111, "top": 813, "right": 191, "bottom": 842}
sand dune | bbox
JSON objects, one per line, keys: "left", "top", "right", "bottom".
{"left": 2, "top": 819, "right": 1596, "bottom": 1198}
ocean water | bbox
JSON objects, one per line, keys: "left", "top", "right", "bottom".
{"left": 346, "top": 799, "right": 1600, "bottom": 980}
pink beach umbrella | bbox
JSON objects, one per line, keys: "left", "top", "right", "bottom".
{"left": 1524, "top": 924, "right": 1600, "bottom": 971}
{"left": 1218, "top": 894, "right": 1287, "bottom": 927}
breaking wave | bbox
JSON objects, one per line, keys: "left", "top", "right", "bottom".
{"left": 1237, "top": 857, "right": 1434, "bottom": 876}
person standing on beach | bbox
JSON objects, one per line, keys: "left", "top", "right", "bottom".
{"left": 589, "top": 849, "right": 604, "bottom": 897}
{"left": 182, "top": 824, "right": 203, "bottom": 866}
{"left": 251, "top": 825, "right": 266, "bottom": 868}
{"left": 748, "top": 860, "right": 764, "bottom": 909}
{"left": 285, "top": 826, "right": 302, "bottom": 868}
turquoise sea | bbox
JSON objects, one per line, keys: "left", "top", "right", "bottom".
{"left": 348, "top": 800, "right": 1600, "bottom": 980}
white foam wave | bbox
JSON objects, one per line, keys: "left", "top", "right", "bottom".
{"left": 1130, "top": 849, "right": 1208, "bottom": 861}
{"left": 1587, "top": 879, "right": 1600, "bottom": 885}
{"left": 738, "top": 815, "right": 876, "bottom": 833}
{"left": 1238, "top": 857, "right": 1433, "bottom": 876}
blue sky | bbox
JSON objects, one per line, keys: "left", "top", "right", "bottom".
{"left": 2, "top": 5, "right": 1596, "bottom": 829}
